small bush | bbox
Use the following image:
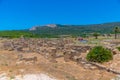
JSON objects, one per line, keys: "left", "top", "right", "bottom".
{"left": 117, "top": 47, "right": 120, "bottom": 51}
{"left": 86, "top": 46, "right": 113, "bottom": 63}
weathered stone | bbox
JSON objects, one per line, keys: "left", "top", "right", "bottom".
{"left": 112, "top": 49, "right": 120, "bottom": 55}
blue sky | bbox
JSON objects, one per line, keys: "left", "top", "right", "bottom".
{"left": 0, "top": 0, "right": 120, "bottom": 30}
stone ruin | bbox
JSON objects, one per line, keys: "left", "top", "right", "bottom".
{"left": 17, "top": 54, "right": 37, "bottom": 64}
{"left": 1, "top": 38, "right": 120, "bottom": 75}
{"left": 1, "top": 38, "right": 92, "bottom": 63}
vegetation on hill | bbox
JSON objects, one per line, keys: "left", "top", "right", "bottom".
{"left": 0, "top": 31, "right": 37, "bottom": 38}
{"left": 29, "top": 22, "right": 120, "bottom": 37}
{"left": 0, "top": 31, "right": 59, "bottom": 38}
{"left": 0, "top": 22, "right": 120, "bottom": 38}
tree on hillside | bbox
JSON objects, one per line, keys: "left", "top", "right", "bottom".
{"left": 93, "top": 32, "right": 100, "bottom": 39}
{"left": 114, "top": 26, "right": 120, "bottom": 39}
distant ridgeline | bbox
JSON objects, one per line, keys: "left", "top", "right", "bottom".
{"left": 0, "top": 22, "right": 120, "bottom": 38}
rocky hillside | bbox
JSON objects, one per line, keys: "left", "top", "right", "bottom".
{"left": 29, "top": 22, "right": 120, "bottom": 36}
{"left": 0, "top": 22, "right": 120, "bottom": 38}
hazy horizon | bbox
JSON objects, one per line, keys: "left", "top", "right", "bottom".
{"left": 0, "top": 0, "right": 120, "bottom": 30}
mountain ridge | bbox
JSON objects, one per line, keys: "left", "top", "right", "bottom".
{"left": 29, "top": 22, "right": 120, "bottom": 31}
{"left": 28, "top": 22, "right": 120, "bottom": 37}
{"left": 0, "top": 22, "right": 120, "bottom": 38}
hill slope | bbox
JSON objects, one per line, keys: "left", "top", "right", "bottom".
{"left": 29, "top": 22, "right": 120, "bottom": 37}
{"left": 0, "top": 22, "right": 120, "bottom": 38}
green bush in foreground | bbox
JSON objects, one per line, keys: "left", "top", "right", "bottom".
{"left": 117, "top": 47, "right": 120, "bottom": 51}
{"left": 86, "top": 46, "right": 113, "bottom": 63}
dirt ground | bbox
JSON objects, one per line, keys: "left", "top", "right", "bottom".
{"left": 0, "top": 50, "right": 116, "bottom": 80}
{"left": 0, "top": 38, "right": 120, "bottom": 80}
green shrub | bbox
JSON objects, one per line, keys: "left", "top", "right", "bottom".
{"left": 117, "top": 47, "right": 120, "bottom": 51}
{"left": 86, "top": 46, "right": 113, "bottom": 63}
